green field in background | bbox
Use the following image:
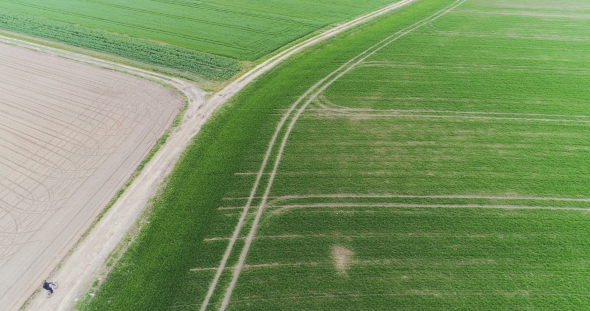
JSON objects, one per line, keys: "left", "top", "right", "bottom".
{"left": 0, "top": 10, "right": 240, "bottom": 80}
{"left": 0, "top": 0, "right": 394, "bottom": 79}
{"left": 86, "top": 0, "right": 590, "bottom": 309}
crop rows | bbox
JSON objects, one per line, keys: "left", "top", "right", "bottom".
{"left": 0, "top": 0, "right": 394, "bottom": 63}
{"left": 229, "top": 206, "right": 590, "bottom": 310}
{"left": 86, "top": 0, "right": 590, "bottom": 310}
{"left": 0, "top": 11, "right": 240, "bottom": 80}
{"left": 0, "top": 42, "right": 185, "bottom": 310}
{"left": 225, "top": 0, "right": 590, "bottom": 308}
{"left": 273, "top": 109, "right": 590, "bottom": 197}
{"left": 84, "top": 1, "right": 461, "bottom": 309}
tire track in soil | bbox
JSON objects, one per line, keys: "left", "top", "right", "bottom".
{"left": 222, "top": 194, "right": 590, "bottom": 202}
{"left": 268, "top": 202, "right": 590, "bottom": 212}
{"left": 0, "top": 42, "right": 184, "bottom": 311}
{"left": 216, "top": 0, "right": 468, "bottom": 310}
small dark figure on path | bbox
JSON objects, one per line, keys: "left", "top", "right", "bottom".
{"left": 43, "top": 280, "right": 55, "bottom": 296}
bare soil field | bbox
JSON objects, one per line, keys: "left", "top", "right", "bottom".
{"left": 0, "top": 42, "right": 183, "bottom": 311}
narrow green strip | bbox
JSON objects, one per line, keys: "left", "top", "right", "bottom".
{"left": 0, "top": 12, "right": 240, "bottom": 80}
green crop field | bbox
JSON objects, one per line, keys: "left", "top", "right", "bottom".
{"left": 0, "top": 0, "right": 394, "bottom": 80}
{"left": 86, "top": 0, "right": 590, "bottom": 309}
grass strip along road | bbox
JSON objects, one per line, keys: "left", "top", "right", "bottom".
{"left": 88, "top": 0, "right": 590, "bottom": 309}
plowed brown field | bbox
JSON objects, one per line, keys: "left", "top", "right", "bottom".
{"left": 0, "top": 42, "right": 183, "bottom": 310}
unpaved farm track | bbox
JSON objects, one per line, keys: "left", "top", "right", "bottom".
{"left": 1, "top": 1, "right": 417, "bottom": 310}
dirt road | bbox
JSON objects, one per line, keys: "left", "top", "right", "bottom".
{"left": 1, "top": 1, "right": 417, "bottom": 309}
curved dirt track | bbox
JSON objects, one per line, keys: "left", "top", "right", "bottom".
{"left": 0, "top": 1, "right": 417, "bottom": 310}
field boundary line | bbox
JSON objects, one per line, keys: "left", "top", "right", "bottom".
{"left": 229, "top": 289, "right": 575, "bottom": 304}
{"left": 314, "top": 96, "right": 590, "bottom": 122}
{"left": 269, "top": 202, "right": 590, "bottom": 211}
{"left": 359, "top": 60, "right": 590, "bottom": 72}
{"left": 219, "top": 0, "right": 468, "bottom": 309}
{"left": 314, "top": 98, "right": 590, "bottom": 118}
{"left": 267, "top": 194, "right": 590, "bottom": 202}
{"left": 208, "top": 232, "right": 555, "bottom": 240}
{"left": 316, "top": 112, "right": 590, "bottom": 123}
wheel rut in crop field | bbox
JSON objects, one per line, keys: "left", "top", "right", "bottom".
{"left": 266, "top": 194, "right": 590, "bottom": 202}
{"left": 267, "top": 203, "right": 590, "bottom": 212}
{"left": 199, "top": 0, "right": 590, "bottom": 309}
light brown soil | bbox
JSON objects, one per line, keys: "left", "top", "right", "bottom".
{"left": 199, "top": 1, "right": 420, "bottom": 309}
{"left": 0, "top": 43, "right": 183, "bottom": 311}
{"left": 332, "top": 246, "right": 355, "bottom": 274}
{"left": 0, "top": 35, "right": 209, "bottom": 311}
{"left": 271, "top": 202, "right": 590, "bottom": 212}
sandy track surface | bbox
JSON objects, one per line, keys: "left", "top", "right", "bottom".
{"left": 0, "top": 1, "right": 422, "bottom": 310}
{"left": 0, "top": 43, "right": 183, "bottom": 311}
